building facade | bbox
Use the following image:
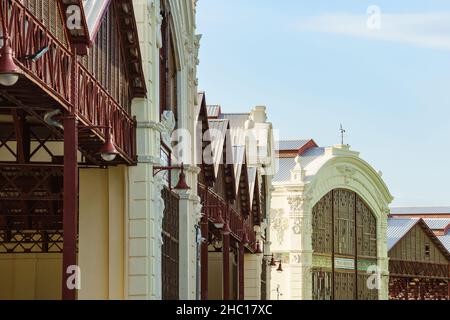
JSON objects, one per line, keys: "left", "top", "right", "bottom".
{"left": 0, "top": 0, "right": 146, "bottom": 299}
{"left": 196, "top": 95, "right": 275, "bottom": 300}
{"left": 387, "top": 218, "right": 450, "bottom": 300}
{"left": 0, "top": 0, "right": 203, "bottom": 300}
{"left": 128, "top": 0, "right": 201, "bottom": 300}
{"left": 270, "top": 140, "right": 393, "bottom": 300}
{"left": 390, "top": 207, "right": 450, "bottom": 255}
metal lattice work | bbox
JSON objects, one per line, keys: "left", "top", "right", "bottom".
{"left": 0, "top": 165, "right": 64, "bottom": 253}
{"left": 312, "top": 189, "right": 378, "bottom": 300}
{"left": 389, "top": 277, "right": 449, "bottom": 300}
{"left": 161, "top": 187, "right": 180, "bottom": 300}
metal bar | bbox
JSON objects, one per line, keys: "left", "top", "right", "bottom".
{"left": 331, "top": 190, "right": 335, "bottom": 300}
{"left": 354, "top": 192, "right": 358, "bottom": 300}
{"left": 238, "top": 244, "right": 245, "bottom": 300}
{"left": 222, "top": 230, "right": 230, "bottom": 300}
{"left": 62, "top": 115, "right": 78, "bottom": 300}
{"left": 11, "top": 109, "right": 30, "bottom": 163}
{"left": 62, "top": 54, "right": 79, "bottom": 300}
{"left": 200, "top": 186, "right": 209, "bottom": 300}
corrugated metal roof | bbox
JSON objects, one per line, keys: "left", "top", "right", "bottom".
{"left": 423, "top": 219, "right": 450, "bottom": 230}
{"left": 208, "top": 119, "right": 229, "bottom": 176}
{"left": 438, "top": 235, "right": 450, "bottom": 252}
{"left": 273, "top": 147, "right": 327, "bottom": 183}
{"left": 221, "top": 114, "right": 250, "bottom": 146}
{"left": 300, "top": 147, "right": 326, "bottom": 167}
{"left": 387, "top": 218, "right": 420, "bottom": 250}
{"left": 277, "top": 140, "right": 310, "bottom": 151}
{"left": 221, "top": 113, "right": 250, "bottom": 129}
{"left": 390, "top": 207, "right": 450, "bottom": 215}
{"left": 207, "top": 105, "right": 221, "bottom": 118}
{"left": 273, "top": 157, "right": 295, "bottom": 182}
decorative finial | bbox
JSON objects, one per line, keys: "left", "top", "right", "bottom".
{"left": 340, "top": 124, "right": 346, "bottom": 145}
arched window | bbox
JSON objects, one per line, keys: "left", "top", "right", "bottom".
{"left": 311, "top": 189, "right": 378, "bottom": 300}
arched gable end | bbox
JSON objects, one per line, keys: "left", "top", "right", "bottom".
{"left": 308, "top": 155, "right": 393, "bottom": 223}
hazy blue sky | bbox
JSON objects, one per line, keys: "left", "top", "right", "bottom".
{"left": 196, "top": 0, "right": 450, "bottom": 206}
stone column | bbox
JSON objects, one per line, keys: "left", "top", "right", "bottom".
{"left": 377, "top": 217, "right": 389, "bottom": 300}
{"left": 177, "top": 190, "right": 200, "bottom": 300}
{"left": 127, "top": 0, "right": 163, "bottom": 300}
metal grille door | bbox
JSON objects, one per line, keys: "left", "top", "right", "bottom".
{"left": 161, "top": 187, "right": 179, "bottom": 300}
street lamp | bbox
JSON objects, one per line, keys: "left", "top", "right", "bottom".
{"left": 0, "top": 43, "right": 20, "bottom": 86}
{"left": 79, "top": 125, "right": 119, "bottom": 162}
{"left": 213, "top": 214, "right": 225, "bottom": 229}
{"left": 264, "top": 254, "right": 283, "bottom": 273}
{"left": 0, "top": 4, "right": 20, "bottom": 86}
{"left": 98, "top": 127, "right": 118, "bottom": 161}
{"left": 153, "top": 163, "right": 190, "bottom": 191}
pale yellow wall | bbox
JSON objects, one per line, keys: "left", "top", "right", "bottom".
{"left": 0, "top": 141, "right": 82, "bottom": 162}
{"left": 208, "top": 252, "right": 223, "bottom": 300}
{"left": 207, "top": 251, "right": 239, "bottom": 300}
{"left": 79, "top": 169, "right": 109, "bottom": 299}
{"left": 78, "top": 166, "right": 125, "bottom": 300}
{"left": 0, "top": 254, "right": 62, "bottom": 300}
{"left": 244, "top": 254, "right": 262, "bottom": 300}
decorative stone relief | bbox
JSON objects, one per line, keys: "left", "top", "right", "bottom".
{"left": 153, "top": 175, "right": 166, "bottom": 245}
{"left": 160, "top": 110, "right": 176, "bottom": 148}
{"left": 291, "top": 253, "right": 302, "bottom": 264}
{"left": 194, "top": 196, "right": 203, "bottom": 222}
{"left": 336, "top": 165, "right": 357, "bottom": 184}
{"left": 292, "top": 218, "right": 302, "bottom": 234}
{"left": 271, "top": 209, "right": 288, "bottom": 245}
{"left": 287, "top": 194, "right": 312, "bottom": 215}
{"left": 290, "top": 156, "right": 305, "bottom": 183}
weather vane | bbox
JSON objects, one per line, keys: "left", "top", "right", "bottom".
{"left": 340, "top": 124, "right": 346, "bottom": 145}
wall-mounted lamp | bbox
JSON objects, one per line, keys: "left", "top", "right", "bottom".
{"left": 0, "top": 41, "right": 20, "bottom": 86}
{"left": 222, "top": 222, "right": 231, "bottom": 235}
{"left": 0, "top": 4, "right": 20, "bottom": 86}
{"left": 153, "top": 163, "right": 190, "bottom": 191}
{"left": 80, "top": 125, "right": 118, "bottom": 162}
{"left": 241, "top": 231, "right": 250, "bottom": 246}
{"left": 213, "top": 215, "right": 225, "bottom": 229}
{"left": 264, "top": 254, "right": 283, "bottom": 273}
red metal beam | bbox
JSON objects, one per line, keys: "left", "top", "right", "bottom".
{"left": 200, "top": 187, "right": 209, "bottom": 300}
{"left": 62, "top": 56, "right": 79, "bottom": 300}
{"left": 238, "top": 244, "right": 245, "bottom": 300}
{"left": 62, "top": 115, "right": 78, "bottom": 300}
{"left": 222, "top": 231, "right": 230, "bottom": 300}
{"left": 11, "top": 109, "right": 30, "bottom": 163}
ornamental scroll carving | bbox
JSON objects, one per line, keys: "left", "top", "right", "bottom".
{"left": 160, "top": 111, "right": 176, "bottom": 147}
{"left": 287, "top": 194, "right": 312, "bottom": 215}
{"left": 153, "top": 175, "right": 166, "bottom": 245}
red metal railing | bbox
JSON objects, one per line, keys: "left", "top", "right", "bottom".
{"left": 2, "top": 0, "right": 136, "bottom": 162}
{"left": 198, "top": 183, "right": 256, "bottom": 247}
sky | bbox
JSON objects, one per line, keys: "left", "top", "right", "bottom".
{"left": 196, "top": 0, "right": 450, "bottom": 207}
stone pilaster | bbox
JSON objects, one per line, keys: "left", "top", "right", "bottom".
{"left": 287, "top": 192, "right": 313, "bottom": 300}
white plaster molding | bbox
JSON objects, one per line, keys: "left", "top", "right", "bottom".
{"left": 137, "top": 155, "right": 162, "bottom": 164}
{"left": 290, "top": 156, "right": 305, "bottom": 183}
{"left": 270, "top": 209, "right": 288, "bottom": 246}
{"left": 193, "top": 196, "right": 203, "bottom": 222}
{"left": 160, "top": 110, "right": 176, "bottom": 148}
{"left": 137, "top": 120, "right": 165, "bottom": 132}
{"left": 153, "top": 175, "right": 166, "bottom": 245}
